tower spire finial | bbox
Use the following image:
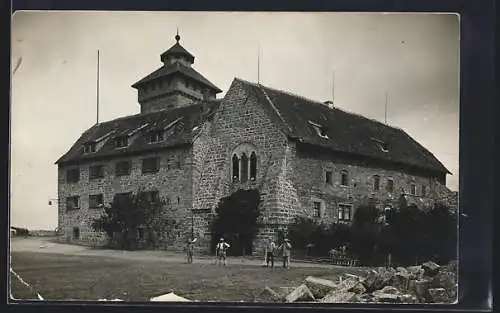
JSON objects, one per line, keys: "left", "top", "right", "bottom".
{"left": 175, "top": 28, "right": 180, "bottom": 43}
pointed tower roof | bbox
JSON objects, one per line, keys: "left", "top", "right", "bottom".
{"left": 160, "top": 31, "right": 195, "bottom": 64}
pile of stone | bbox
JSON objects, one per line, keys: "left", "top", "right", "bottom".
{"left": 258, "top": 261, "right": 457, "bottom": 304}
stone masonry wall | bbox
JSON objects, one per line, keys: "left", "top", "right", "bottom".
{"left": 288, "top": 148, "right": 445, "bottom": 226}
{"left": 57, "top": 147, "right": 193, "bottom": 250}
{"left": 191, "top": 79, "right": 290, "bottom": 254}
{"left": 188, "top": 79, "right": 452, "bottom": 256}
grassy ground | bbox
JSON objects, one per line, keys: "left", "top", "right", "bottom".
{"left": 10, "top": 251, "right": 366, "bottom": 302}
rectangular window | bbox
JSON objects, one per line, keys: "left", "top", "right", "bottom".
{"left": 421, "top": 185, "right": 427, "bottom": 197}
{"left": 410, "top": 184, "right": 417, "bottom": 195}
{"left": 313, "top": 201, "right": 322, "bottom": 217}
{"left": 66, "top": 196, "right": 80, "bottom": 211}
{"left": 147, "top": 131, "right": 164, "bottom": 143}
{"left": 83, "top": 142, "right": 96, "bottom": 154}
{"left": 115, "top": 161, "right": 131, "bottom": 176}
{"left": 338, "top": 204, "right": 352, "bottom": 221}
{"left": 115, "top": 136, "right": 129, "bottom": 148}
{"left": 89, "top": 194, "right": 104, "bottom": 208}
{"left": 143, "top": 190, "right": 159, "bottom": 203}
{"left": 325, "top": 171, "right": 332, "bottom": 185}
{"left": 66, "top": 168, "right": 80, "bottom": 183}
{"left": 114, "top": 192, "right": 132, "bottom": 202}
{"left": 340, "top": 171, "right": 349, "bottom": 186}
{"left": 89, "top": 165, "right": 104, "bottom": 180}
{"left": 142, "top": 157, "right": 160, "bottom": 174}
{"left": 373, "top": 175, "right": 380, "bottom": 191}
{"left": 73, "top": 227, "right": 80, "bottom": 240}
{"left": 386, "top": 179, "right": 394, "bottom": 193}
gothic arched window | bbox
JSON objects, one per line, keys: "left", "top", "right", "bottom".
{"left": 232, "top": 154, "right": 239, "bottom": 181}
{"left": 241, "top": 153, "right": 249, "bottom": 183}
{"left": 250, "top": 152, "right": 257, "bottom": 180}
{"left": 230, "top": 144, "right": 258, "bottom": 184}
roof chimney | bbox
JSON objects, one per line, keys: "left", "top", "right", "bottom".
{"left": 323, "top": 100, "right": 334, "bottom": 109}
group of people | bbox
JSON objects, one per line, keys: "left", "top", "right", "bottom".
{"left": 185, "top": 237, "right": 292, "bottom": 268}
{"left": 264, "top": 238, "right": 292, "bottom": 268}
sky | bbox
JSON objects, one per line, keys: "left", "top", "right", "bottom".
{"left": 10, "top": 12, "right": 460, "bottom": 230}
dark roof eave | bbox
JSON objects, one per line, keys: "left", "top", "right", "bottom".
{"left": 131, "top": 73, "right": 222, "bottom": 93}
{"left": 56, "top": 141, "right": 193, "bottom": 166}
{"left": 291, "top": 138, "right": 450, "bottom": 176}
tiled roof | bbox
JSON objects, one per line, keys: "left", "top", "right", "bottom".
{"left": 131, "top": 62, "right": 222, "bottom": 93}
{"left": 161, "top": 42, "right": 195, "bottom": 59}
{"left": 55, "top": 100, "right": 220, "bottom": 165}
{"left": 238, "top": 78, "right": 450, "bottom": 174}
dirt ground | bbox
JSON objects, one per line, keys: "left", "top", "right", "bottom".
{"left": 9, "top": 237, "right": 366, "bottom": 302}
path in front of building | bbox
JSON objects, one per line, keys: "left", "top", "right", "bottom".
{"left": 10, "top": 237, "right": 341, "bottom": 269}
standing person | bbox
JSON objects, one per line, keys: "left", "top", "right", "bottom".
{"left": 279, "top": 238, "right": 292, "bottom": 268}
{"left": 186, "top": 238, "right": 196, "bottom": 264}
{"left": 265, "top": 238, "right": 276, "bottom": 268}
{"left": 216, "top": 238, "right": 230, "bottom": 266}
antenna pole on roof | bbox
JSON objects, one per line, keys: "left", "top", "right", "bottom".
{"left": 332, "top": 71, "right": 335, "bottom": 105}
{"left": 384, "top": 90, "right": 388, "bottom": 125}
{"left": 96, "top": 49, "right": 100, "bottom": 125}
{"left": 257, "top": 43, "right": 261, "bottom": 85}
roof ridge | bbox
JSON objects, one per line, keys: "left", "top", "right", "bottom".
{"left": 96, "top": 103, "right": 208, "bottom": 126}
{"left": 235, "top": 77, "right": 405, "bottom": 133}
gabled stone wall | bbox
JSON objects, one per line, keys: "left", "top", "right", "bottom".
{"left": 190, "top": 79, "right": 290, "bottom": 254}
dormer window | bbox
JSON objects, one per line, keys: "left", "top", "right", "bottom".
{"left": 371, "top": 137, "right": 389, "bottom": 152}
{"left": 308, "top": 120, "right": 329, "bottom": 139}
{"left": 147, "top": 130, "right": 164, "bottom": 143}
{"left": 340, "top": 170, "right": 349, "bottom": 186}
{"left": 115, "top": 136, "right": 129, "bottom": 148}
{"left": 83, "top": 142, "right": 97, "bottom": 154}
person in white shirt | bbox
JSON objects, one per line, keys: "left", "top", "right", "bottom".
{"left": 265, "top": 239, "right": 276, "bottom": 268}
{"left": 278, "top": 239, "right": 292, "bottom": 268}
{"left": 216, "top": 238, "right": 230, "bottom": 266}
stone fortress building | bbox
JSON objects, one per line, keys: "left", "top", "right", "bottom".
{"left": 56, "top": 33, "right": 455, "bottom": 252}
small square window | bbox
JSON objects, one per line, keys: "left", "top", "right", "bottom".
{"left": 142, "top": 157, "right": 160, "bottom": 174}
{"left": 338, "top": 204, "right": 352, "bottom": 221}
{"left": 89, "top": 165, "right": 104, "bottom": 180}
{"left": 83, "top": 142, "right": 97, "bottom": 154}
{"left": 147, "top": 131, "right": 164, "bottom": 143}
{"left": 115, "top": 136, "right": 129, "bottom": 148}
{"left": 66, "top": 168, "right": 80, "bottom": 183}
{"left": 115, "top": 161, "right": 131, "bottom": 176}
{"left": 66, "top": 196, "right": 80, "bottom": 211}
{"left": 89, "top": 194, "right": 104, "bottom": 209}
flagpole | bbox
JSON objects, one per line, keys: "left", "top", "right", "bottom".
{"left": 332, "top": 71, "right": 335, "bottom": 105}
{"left": 384, "top": 90, "right": 388, "bottom": 125}
{"left": 257, "top": 44, "right": 260, "bottom": 85}
{"left": 97, "top": 50, "right": 100, "bottom": 125}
